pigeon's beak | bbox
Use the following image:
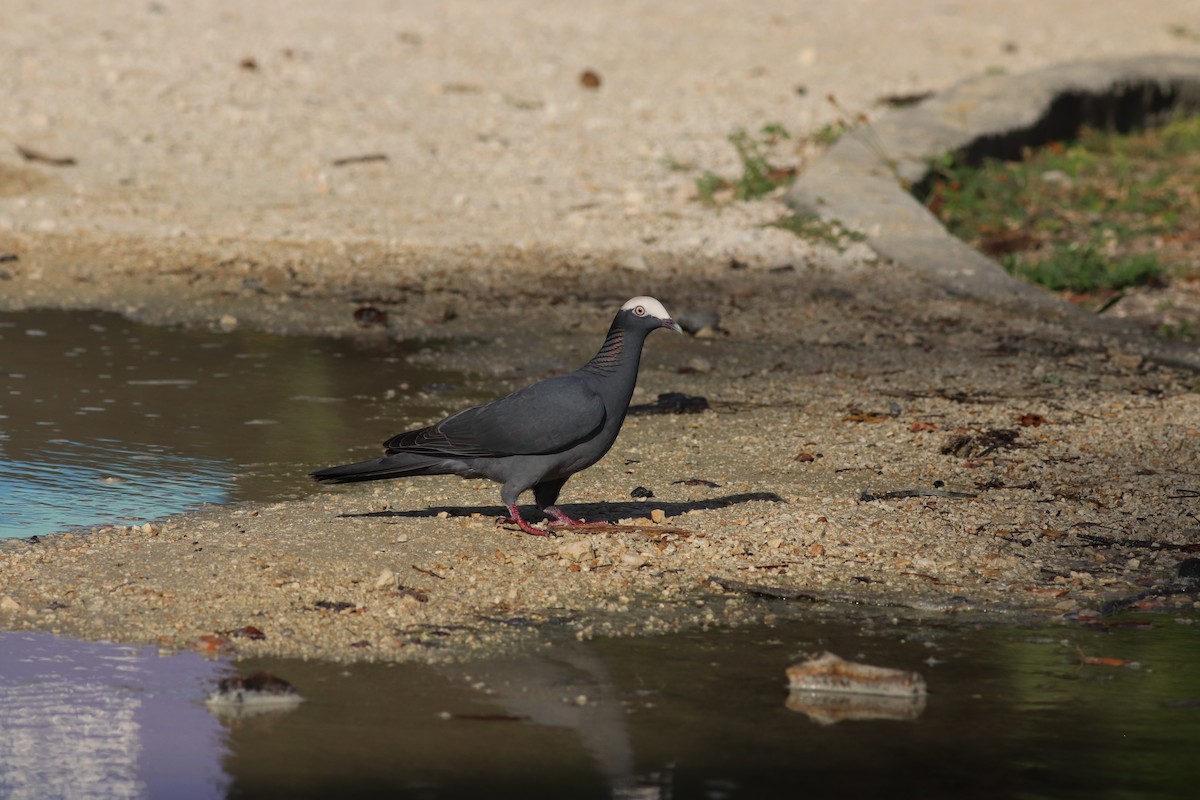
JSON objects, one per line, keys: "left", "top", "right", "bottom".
{"left": 663, "top": 318, "right": 684, "bottom": 334}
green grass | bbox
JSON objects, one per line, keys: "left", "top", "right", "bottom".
{"left": 923, "top": 113, "right": 1200, "bottom": 296}
{"left": 1001, "top": 247, "right": 1164, "bottom": 293}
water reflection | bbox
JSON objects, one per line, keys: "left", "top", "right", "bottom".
{"left": 2, "top": 614, "right": 1198, "bottom": 798}
{"left": 0, "top": 439, "right": 231, "bottom": 537}
{"left": 0, "top": 309, "right": 469, "bottom": 538}
{"left": 221, "top": 614, "right": 1200, "bottom": 799}
{"left": 0, "top": 632, "right": 229, "bottom": 800}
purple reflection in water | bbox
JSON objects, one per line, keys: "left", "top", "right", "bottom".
{"left": 0, "top": 632, "right": 230, "bottom": 799}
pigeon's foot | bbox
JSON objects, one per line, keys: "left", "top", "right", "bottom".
{"left": 497, "top": 505, "right": 552, "bottom": 537}
{"left": 544, "top": 506, "right": 613, "bottom": 529}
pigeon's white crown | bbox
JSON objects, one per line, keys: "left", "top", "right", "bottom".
{"left": 621, "top": 296, "right": 672, "bottom": 321}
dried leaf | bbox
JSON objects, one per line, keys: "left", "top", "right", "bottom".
{"left": 193, "top": 634, "right": 235, "bottom": 656}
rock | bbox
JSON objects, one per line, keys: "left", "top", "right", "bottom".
{"left": 676, "top": 309, "right": 720, "bottom": 336}
{"left": 559, "top": 540, "right": 594, "bottom": 563}
{"left": 620, "top": 553, "right": 650, "bottom": 569}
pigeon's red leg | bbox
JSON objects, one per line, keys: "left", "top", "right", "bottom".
{"left": 544, "top": 506, "right": 612, "bottom": 528}
{"left": 497, "top": 504, "right": 551, "bottom": 536}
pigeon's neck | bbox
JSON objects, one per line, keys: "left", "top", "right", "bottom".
{"left": 580, "top": 323, "right": 647, "bottom": 380}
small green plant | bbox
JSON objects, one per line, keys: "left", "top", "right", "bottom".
{"left": 812, "top": 121, "right": 849, "bottom": 146}
{"left": 693, "top": 123, "right": 796, "bottom": 203}
{"left": 771, "top": 212, "right": 866, "bottom": 250}
{"left": 727, "top": 129, "right": 782, "bottom": 200}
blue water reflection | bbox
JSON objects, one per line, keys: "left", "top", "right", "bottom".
{"left": 0, "top": 309, "right": 468, "bottom": 539}
{"left": 0, "top": 439, "right": 231, "bottom": 537}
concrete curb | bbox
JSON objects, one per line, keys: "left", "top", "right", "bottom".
{"left": 787, "top": 54, "right": 1200, "bottom": 369}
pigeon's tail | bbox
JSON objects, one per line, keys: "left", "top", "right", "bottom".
{"left": 310, "top": 454, "right": 450, "bottom": 484}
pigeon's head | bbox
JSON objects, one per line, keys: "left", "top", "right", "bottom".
{"left": 619, "top": 296, "right": 683, "bottom": 334}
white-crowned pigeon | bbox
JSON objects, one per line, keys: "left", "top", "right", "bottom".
{"left": 311, "top": 296, "right": 682, "bottom": 535}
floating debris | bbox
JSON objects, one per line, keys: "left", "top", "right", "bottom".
{"left": 786, "top": 651, "right": 926, "bottom": 698}
{"left": 785, "top": 652, "right": 927, "bottom": 725}
{"left": 206, "top": 671, "right": 304, "bottom": 719}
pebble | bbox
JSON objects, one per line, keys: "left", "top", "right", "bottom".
{"left": 621, "top": 553, "right": 650, "bottom": 569}
{"left": 559, "top": 540, "right": 594, "bottom": 563}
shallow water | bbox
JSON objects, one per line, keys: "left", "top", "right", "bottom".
{"left": 0, "top": 309, "right": 473, "bottom": 538}
{"left": 2, "top": 610, "right": 1197, "bottom": 800}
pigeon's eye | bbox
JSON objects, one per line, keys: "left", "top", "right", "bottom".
{"left": 634, "top": 305, "right": 646, "bottom": 316}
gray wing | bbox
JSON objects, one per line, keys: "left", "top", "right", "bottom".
{"left": 384, "top": 375, "right": 606, "bottom": 458}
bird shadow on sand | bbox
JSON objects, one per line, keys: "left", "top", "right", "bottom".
{"left": 337, "top": 491, "right": 786, "bottom": 525}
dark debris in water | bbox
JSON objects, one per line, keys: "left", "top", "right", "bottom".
{"left": 207, "top": 671, "right": 304, "bottom": 718}
{"left": 215, "top": 671, "right": 298, "bottom": 698}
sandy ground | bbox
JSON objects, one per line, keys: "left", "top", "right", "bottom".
{"left": 2, "top": 1, "right": 1199, "bottom": 661}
